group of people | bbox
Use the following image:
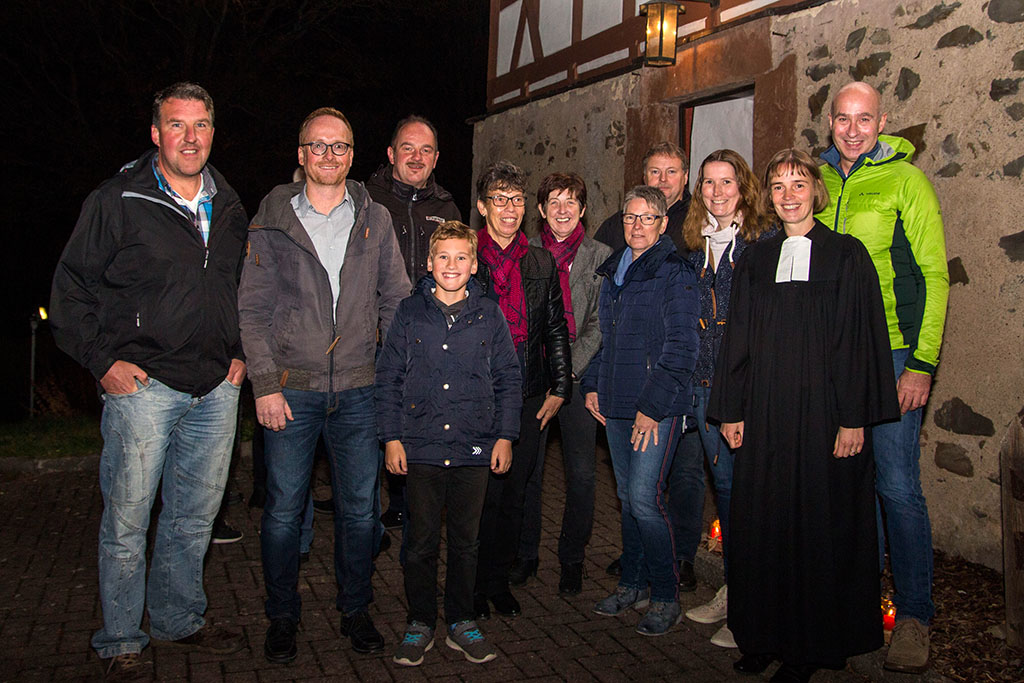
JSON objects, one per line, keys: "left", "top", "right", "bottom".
{"left": 50, "top": 77, "right": 947, "bottom": 683}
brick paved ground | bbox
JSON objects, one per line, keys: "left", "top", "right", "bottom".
{"left": 0, "top": 433, "right": 942, "bottom": 682}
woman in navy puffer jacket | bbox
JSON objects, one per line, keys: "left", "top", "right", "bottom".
{"left": 582, "top": 185, "right": 699, "bottom": 636}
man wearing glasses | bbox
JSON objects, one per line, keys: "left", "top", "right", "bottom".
{"left": 238, "top": 107, "right": 410, "bottom": 662}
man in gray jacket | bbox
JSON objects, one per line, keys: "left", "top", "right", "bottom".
{"left": 238, "top": 107, "right": 411, "bottom": 663}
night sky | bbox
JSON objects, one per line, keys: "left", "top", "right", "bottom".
{"left": 1, "top": 0, "right": 489, "bottom": 418}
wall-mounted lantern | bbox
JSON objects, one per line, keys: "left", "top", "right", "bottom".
{"left": 640, "top": 1, "right": 684, "bottom": 66}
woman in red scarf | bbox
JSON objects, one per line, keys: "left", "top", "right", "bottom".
{"left": 506, "top": 173, "right": 612, "bottom": 595}
{"left": 472, "top": 161, "right": 572, "bottom": 619}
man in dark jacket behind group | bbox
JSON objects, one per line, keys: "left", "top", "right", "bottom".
{"left": 366, "top": 115, "right": 462, "bottom": 530}
{"left": 239, "top": 107, "right": 411, "bottom": 663}
{"left": 50, "top": 82, "right": 248, "bottom": 678}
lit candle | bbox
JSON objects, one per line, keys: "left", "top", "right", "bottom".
{"left": 881, "top": 598, "right": 896, "bottom": 630}
{"left": 710, "top": 519, "right": 722, "bottom": 541}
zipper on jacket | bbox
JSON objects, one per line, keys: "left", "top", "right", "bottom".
{"left": 203, "top": 247, "right": 209, "bottom": 269}
{"left": 407, "top": 198, "right": 417, "bottom": 279}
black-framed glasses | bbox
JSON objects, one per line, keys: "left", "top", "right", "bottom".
{"left": 622, "top": 213, "right": 663, "bottom": 225}
{"left": 301, "top": 141, "right": 352, "bottom": 156}
{"left": 486, "top": 195, "right": 527, "bottom": 207}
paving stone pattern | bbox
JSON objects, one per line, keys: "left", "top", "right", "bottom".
{"left": 0, "top": 435, "right": 902, "bottom": 681}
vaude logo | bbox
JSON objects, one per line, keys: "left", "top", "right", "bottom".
{"left": 472, "top": 446, "right": 482, "bottom": 455}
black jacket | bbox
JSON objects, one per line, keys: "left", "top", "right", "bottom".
{"left": 50, "top": 149, "right": 249, "bottom": 396}
{"left": 594, "top": 189, "right": 692, "bottom": 257}
{"left": 476, "top": 245, "right": 572, "bottom": 401}
{"left": 366, "top": 164, "right": 462, "bottom": 282}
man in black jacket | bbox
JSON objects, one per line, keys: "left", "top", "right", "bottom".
{"left": 366, "top": 116, "right": 462, "bottom": 530}
{"left": 50, "top": 83, "right": 248, "bottom": 678}
{"left": 594, "top": 141, "right": 691, "bottom": 257}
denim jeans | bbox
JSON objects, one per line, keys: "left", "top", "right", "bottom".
{"left": 405, "top": 464, "right": 488, "bottom": 626}
{"left": 874, "top": 348, "right": 935, "bottom": 624}
{"left": 476, "top": 394, "right": 545, "bottom": 597}
{"left": 668, "top": 386, "right": 734, "bottom": 577}
{"left": 606, "top": 415, "right": 682, "bottom": 603}
{"left": 261, "top": 385, "right": 380, "bottom": 621}
{"left": 518, "top": 383, "right": 597, "bottom": 565}
{"left": 92, "top": 377, "right": 239, "bottom": 658}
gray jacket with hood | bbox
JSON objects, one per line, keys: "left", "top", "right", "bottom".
{"left": 239, "top": 179, "right": 411, "bottom": 398}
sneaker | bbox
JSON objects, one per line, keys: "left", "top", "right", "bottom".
{"left": 559, "top": 562, "right": 585, "bottom": 595}
{"left": 593, "top": 586, "right": 650, "bottom": 616}
{"left": 393, "top": 621, "right": 434, "bottom": 666}
{"left": 884, "top": 618, "right": 929, "bottom": 673}
{"left": 211, "top": 521, "right": 243, "bottom": 545}
{"left": 446, "top": 620, "right": 496, "bottom": 663}
{"left": 102, "top": 652, "right": 150, "bottom": 680}
{"left": 340, "top": 610, "right": 385, "bottom": 653}
{"left": 156, "top": 624, "right": 245, "bottom": 654}
{"left": 381, "top": 507, "right": 404, "bottom": 529}
{"left": 710, "top": 623, "right": 737, "bottom": 648}
{"left": 636, "top": 600, "right": 681, "bottom": 636}
{"left": 264, "top": 618, "right": 298, "bottom": 663}
{"left": 686, "top": 584, "right": 728, "bottom": 624}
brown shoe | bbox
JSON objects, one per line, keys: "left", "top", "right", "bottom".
{"left": 884, "top": 618, "right": 929, "bottom": 673}
{"left": 158, "top": 624, "right": 245, "bottom": 655}
{"left": 102, "top": 652, "right": 151, "bottom": 680}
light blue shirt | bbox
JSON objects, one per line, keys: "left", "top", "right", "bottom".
{"left": 291, "top": 187, "right": 355, "bottom": 317}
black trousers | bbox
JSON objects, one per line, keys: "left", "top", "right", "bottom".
{"left": 404, "top": 463, "right": 489, "bottom": 626}
{"left": 474, "top": 394, "right": 545, "bottom": 597}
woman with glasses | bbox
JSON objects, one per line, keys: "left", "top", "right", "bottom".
{"left": 582, "top": 185, "right": 699, "bottom": 636}
{"left": 710, "top": 149, "right": 898, "bottom": 682}
{"left": 471, "top": 161, "right": 571, "bottom": 620}
{"left": 673, "top": 150, "right": 776, "bottom": 648}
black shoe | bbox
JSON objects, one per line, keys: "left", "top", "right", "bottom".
{"left": 559, "top": 562, "right": 585, "bottom": 595}
{"left": 381, "top": 507, "right": 404, "bottom": 529}
{"left": 606, "top": 557, "right": 622, "bottom": 577}
{"left": 299, "top": 551, "right": 310, "bottom": 565}
{"left": 340, "top": 611, "right": 385, "bottom": 653}
{"left": 489, "top": 591, "right": 521, "bottom": 617}
{"left": 312, "top": 497, "right": 334, "bottom": 515}
{"left": 770, "top": 663, "right": 817, "bottom": 683}
{"left": 211, "top": 521, "right": 243, "bottom": 545}
{"left": 678, "top": 560, "right": 697, "bottom": 592}
{"left": 264, "top": 618, "right": 298, "bottom": 663}
{"left": 509, "top": 557, "right": 538, "bottom": 586}
{"left": 734, "top": 653, "right": 776, "bottom": 675}
{"left": 473, "top": 593, "right": 491, "bottom": 620}
{"left": 374, "top": 531, "right": 391, "bottom": 559}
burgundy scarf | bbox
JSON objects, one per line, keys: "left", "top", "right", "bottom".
{"left": 477, "top": 227, "right": 529, "bottom": 346}
{"left": 540, "top": 221, "right": 584, "bottom": 342}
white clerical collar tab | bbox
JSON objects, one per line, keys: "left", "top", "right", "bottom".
{"left": 776, "top": 235, "right": 812, "bottom": 283}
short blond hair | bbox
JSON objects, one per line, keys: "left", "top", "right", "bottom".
{"left": 428, "top": 221, "right": 478, "bottom": 257}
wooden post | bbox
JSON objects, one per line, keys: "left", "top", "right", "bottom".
{"left": 1002, "top": 407, "right": 1024, "bottom": 650}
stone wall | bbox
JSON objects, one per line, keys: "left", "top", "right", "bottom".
{"left": 770, "top": 0, "right": 1023, "bottom": 571}
{"left": 471, "top": 0, "right": 1024, "bottom": 569}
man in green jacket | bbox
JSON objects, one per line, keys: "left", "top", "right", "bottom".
{"left": 817, "top": 81, "right": 949, "bottom": 675}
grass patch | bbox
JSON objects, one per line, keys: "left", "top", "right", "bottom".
{"left": 0, "top": 415, "right": 103, "bottom": 459}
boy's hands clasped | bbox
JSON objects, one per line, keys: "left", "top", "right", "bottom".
{"left": 385, "top": 438, "right": 512, "bottom": 475}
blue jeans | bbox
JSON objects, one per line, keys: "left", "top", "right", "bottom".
{"left": 92, "top": 377, "right": 239, "bottom": 658}
{"left": 606, "top": 415, "right": 682, "bottom": 603}
{"left": 669, "top": 386, "right": 734, "bottom": 577}
{"left": 261, "top": 386, "right": 380, "bottom": 620}
{"left": 518, "top": 383, "right": 597, "bottom": 565}
{"left": 874, "top": 348, "right": 934, "bottom": 624}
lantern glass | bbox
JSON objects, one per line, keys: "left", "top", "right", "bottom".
{"left": 641, "top": 2, "right": 681, "bottom": 66}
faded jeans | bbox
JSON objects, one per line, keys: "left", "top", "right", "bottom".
{"left": 875, "top": 348, "right": 935, "bottom": 624}
{"left": 92, "top": 377, "right": 239, "bottom": 658}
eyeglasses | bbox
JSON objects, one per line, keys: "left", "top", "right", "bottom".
{"left": 486, "top": 195, "right": 527, "bottom": 207}
{"left": 301, "top": 141, "right": 352, "bottom": 156}
{"left": 622, "top": 213, "right": 663, "bottom": 225}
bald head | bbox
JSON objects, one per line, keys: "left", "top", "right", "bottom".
{"left": 829, "top": 81, "right": 887, "bottom": 175}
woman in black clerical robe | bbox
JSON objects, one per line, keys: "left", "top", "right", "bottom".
{"left": 708, "top": 149, "right": 899, "bottom": 683}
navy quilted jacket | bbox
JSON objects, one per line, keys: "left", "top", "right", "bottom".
{"left": 375, "top": 277, "right": 522, "bottom": 467}
{"left": 581, "top": 236, "right": 699, "bottom": 421}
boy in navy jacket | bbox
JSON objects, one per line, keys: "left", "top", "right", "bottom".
{"left": 376, "top": 222, "right": 522, "bottom": 666}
